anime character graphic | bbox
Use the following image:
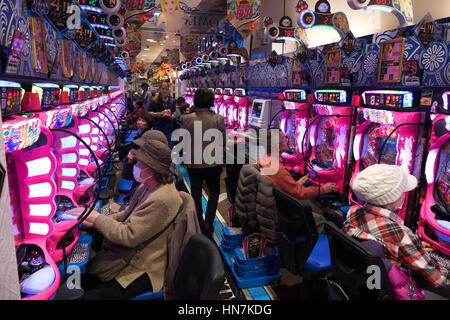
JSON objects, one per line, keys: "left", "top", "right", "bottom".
{"left": 157, "top": 0, "right": 188, "bottom": 39}
{"left": 6, "top": 135, "right": 22, "bottom": 153}
{"left": 332, "top": 12, "right": 349, "bottom": 37}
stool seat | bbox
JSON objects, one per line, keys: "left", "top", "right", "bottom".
{"left": 118, "top": 179, "right": 134, "bottom": 194}
{"left": 304, "top": 234, "right": 331, "bottom": 272}
{"left": 116, "top": 195, "right": 127, "bottom": 204}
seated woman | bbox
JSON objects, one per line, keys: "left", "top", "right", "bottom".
{"left": 258, "top": 129, "right": 337, "bottom": 198}
{"left": 109, "top": 130, "right": 187, "bottom": 214}
{"left": 257, "top": 129, "right": 338, "bottom": 233}
{"left": 69, "top": 140, "right": 183, "bottom": 300}
{"left": 344, "top": 164, "right": 449, "bottom": 290}
{"left": 118, "top": 110, "right": 154, "bottom": 161}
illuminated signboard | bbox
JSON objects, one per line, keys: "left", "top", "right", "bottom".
{"left": 362, "top": 90, "right": 413, "bottom": 108}
{"left": 314, "top": 104, "right": 334, "bottom": 115}
{"left": 234, "top": 88, "right": 247, "bottom": 97}
{"left": 45, "top": 107, "right": 73, "bottom": 129}
{"left": 3, "top": 117, "right": 42, "bottom": 153}
{"left": 314, "top": 89, "right": 347, "bottom": 104}
{"left": 347, "top": 0, "right": 412, "bottom": 27}
{"left": 284, "top": 89, "right": 307, "bottom": 102}
{"left": 362, "top": 108, "right": 395, "bottom": 125}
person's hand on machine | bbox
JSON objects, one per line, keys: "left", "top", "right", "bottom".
{"left": 109, "top": 202, "right": 122, "bottom": 214}
{"left": 67, "top": 208, "right": 100, "bottom": 228}
{"left": 298, "top": 175, "right": 309, "bottom": 186}
{"left": 321, "top": 182, "right": 338, "bottom": 194}
{"left": 421, "top": 241, "right": 434, "bottom": 253}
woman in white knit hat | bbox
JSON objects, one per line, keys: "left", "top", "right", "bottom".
{"left": 343, "top": 164, "right": 449, "bottom": 290}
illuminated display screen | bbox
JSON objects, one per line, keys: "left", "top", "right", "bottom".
{"left": 42, "top": 88, "right": 60, "bottom": 106}
{"left": 86, "top": 12, "right": 108, "bottom": 25}
{"left": 224, "top": 88, "right": 234, "bottom": 96}
{"left": 314, "top": 90, "right": 347, "bottom": 104}
{"left": 362, "top": 90, "right": 413, "bottom": 108}
{"left": 215, "top": 89, "right": 223, "bottom": 95}
{"left": 284, "top": 90, "right": 306, "bottom": 102}
{"left": 443, "top": 92, "right": 450, "bottom": 111}
{"left": 1, "top": 88, "right": 22, "bottom": 114}
{"left": 435, "top": 140, "right": 450, "bottom": 209}
{"left": 235, "top": 88, "right": 247, "bottom": 97}
{"left": 314, "top": 12, "right": 334, "bottom": 26}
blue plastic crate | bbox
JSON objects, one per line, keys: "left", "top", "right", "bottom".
{"left": 231, "top": 265, "right": 281, "bottom": 289}
{"left": 234, "top": 246, "right": 280, "bottom": 267}
{"left": 219, "top": 244, "right": 237, "bottom": 268}
{"left": 222, "top": 226, "right": 247, "bottom": 243}
{"left": 57, "top": 234, "right": 92, "bottom": 277}
{"left": 234, "top": 264, "right": 280, "bottom": 280}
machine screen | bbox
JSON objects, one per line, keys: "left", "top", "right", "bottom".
{"left": 360, "top": 123, "right": 397, "bottom": 170}
{"left": 285, "top": 113, "right": 298, "bottom": 154}
{"left": 42, "top": 88, "right": 60, "bottom": 106}
{"left": 251, "top": 102, "right": 263, "bottom": 118}
{"left": 1, "top": 88, "right": 22, "bottom": 114}
{"left": 435, "top": 141, "right": 450, "bottom": 211}
{"left": 363, "top": 90, "right": 413, "bottom": 108}
{"left": 315, "top": 118, "right": 335, "bottom": 169}
{"left": 284, "top": 90, "right": 306, "bottom": 102}
{"left": 315, "top": 90, "right": 346, "bottom": 104}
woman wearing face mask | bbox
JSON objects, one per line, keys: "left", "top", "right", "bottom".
{"left": 344, "top": 164, "right": 449, "bottom": 290}
{"left": 68, "top": 140, "right": 183, "bottom": 299}
{"left": 148, "top": 81, "right": 176, "bottom": 148}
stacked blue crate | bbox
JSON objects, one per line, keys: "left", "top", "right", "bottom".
{"left": 219, "top": 226, "right": 282, "bottom": 288}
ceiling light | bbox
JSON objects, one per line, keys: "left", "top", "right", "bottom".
{"left": 146, "top": 39, "right": 156, "bottom": 42}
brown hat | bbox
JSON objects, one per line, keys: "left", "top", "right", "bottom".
{"left": 134, "top": 140, "right": 172, "bottom": 175}
{"left": 134, "top": 130, "right": 168, "bottom": 147}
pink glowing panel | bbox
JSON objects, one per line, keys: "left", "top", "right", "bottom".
{"left": 349, "top": 106, "right": 422, "bottom": 221}
{"left": 280, "top": 101, "right": 310, "bottom": 174}
{"left": 308, "top": 104, "right": 353, "bottom": 194}
{"left": 419, "top": 114, "right": 450, "bottom": 255}
{"left": 3, "top": 117, "right": 41, "bottom": 153}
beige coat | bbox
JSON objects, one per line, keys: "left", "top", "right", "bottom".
{"left": 180, "top": 108, "right": 226, "bottom": 168}
{"left": 93, "top": 183, "right": 183, "bottom": 291}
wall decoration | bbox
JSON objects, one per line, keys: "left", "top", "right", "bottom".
{"left": 227, "top": 0, "right": 262, "bottom": 39}
{"left": 78, "top": 51, "right": 86, "bottom": 80}
{"left": 5, "top": 30, "right": 26, "bottom": 75}
{"left": 87, "top": 57, "right": 94, "bottom": 81}
{"left": 325, "top": 49, "right": 341, "bottom": 84}
{"left": 30, "top": 17, "right": 49, "bottom": 74}
{"left": 180, "top": 34, "right": 198, "bottom": 61}
{"left": 378, "top": 38, "right": 405, "bottom": 83}
{"left": 291, "top": 58, "right": 303, "bottom": 86}
{"left": 61, "top": 40, "right": 73, "bottom": 78}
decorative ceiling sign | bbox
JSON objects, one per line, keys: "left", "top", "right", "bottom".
{"left": 413, "top": 13, "right": 446, "bottom": 49}
{"left": 227, "top": 0, "right": 262, "bottom": 39}
{"left": 346, "top": 0, "right": 413, "bottom": 27}
{"left": 24, "top": 0, "right": 49, "bottom": 16}
{"left": 156, "top": 0, "right": 189, "bottom": 38}
{"left": 297, "top": 1, "right": 349, "bottom": 39}
{"left": 124, "top": 0, "right": 155, "bottom": 29}
{"left": 295, "top": 42, "right": 309, "bottom": 63}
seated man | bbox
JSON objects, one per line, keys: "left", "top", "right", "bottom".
{"left": 69, "top": 140, "right": 183, "bottom": 300}
{"left": 344, "top": 164, "right": 449, "bottom": 290}
{"left": 257, "top": 129, "right": 338, "bottom": 232}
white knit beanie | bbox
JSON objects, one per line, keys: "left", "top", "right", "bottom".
{"left": 351, "top": 164, "right": 417, "bottom": 206}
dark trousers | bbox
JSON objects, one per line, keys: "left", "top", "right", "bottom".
{"left": 80, "top": 273, "right": 152, "bottom": 300}
{"left": 187, "top": 166, "right": 222, "bottom": 235}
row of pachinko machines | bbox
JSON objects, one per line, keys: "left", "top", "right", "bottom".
{"left": 0, "top": 81, "right": 125, "bottom": 299}
{"left": 185, "top": 86, "right": 450, "bottom": 265}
